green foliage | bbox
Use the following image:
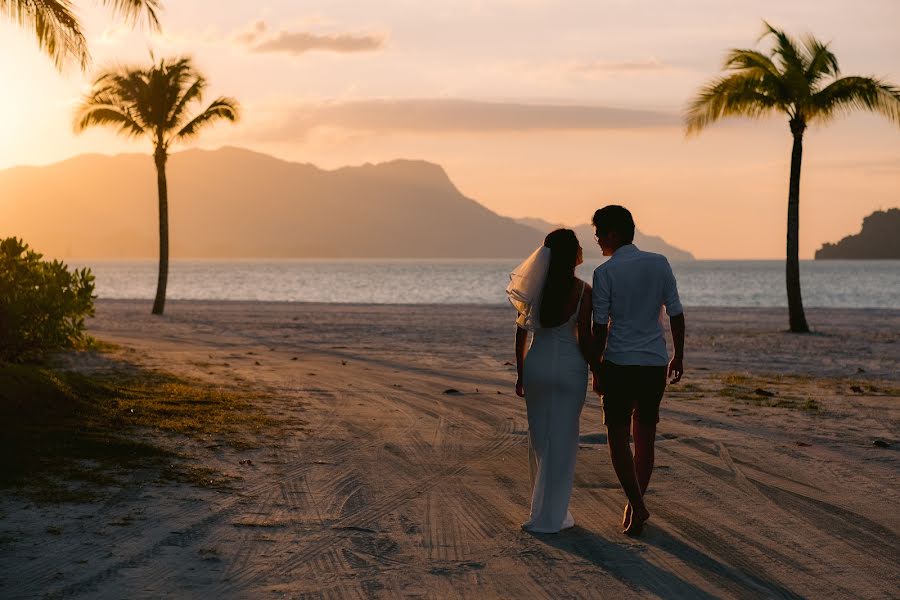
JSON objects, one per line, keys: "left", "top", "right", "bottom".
{"left": 0, "top": 0, "right": 161, "bottom": 71}
{"left": 0, "top": 237, "right": 95, "bottom": 362}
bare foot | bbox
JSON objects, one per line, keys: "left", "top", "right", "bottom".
{"left": 622, "top": 503, "right": 632, "bottom": 529}
{"left": 624, "top": 506, "right": 649, "bottom": 536}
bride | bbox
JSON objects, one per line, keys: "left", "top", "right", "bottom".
{"left": 508, "top": 229, "right": 596, "bottom": 533}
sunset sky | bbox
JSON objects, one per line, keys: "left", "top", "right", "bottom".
{"left": 0, "top": 0, "right": 898, "bottom": 259}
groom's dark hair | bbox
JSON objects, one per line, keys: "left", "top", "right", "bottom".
{"left": 592, "top": 205, "right": 635, "bottom": 243}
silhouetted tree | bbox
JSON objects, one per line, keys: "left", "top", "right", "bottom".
{"left": 686, "top": 22, "right": 900, "bottom": 332}
{"left": 1, "top": 0, "right": 160, "bottom": 69}
{"left": 75, "top": 56, "right": 239, "bottom": 314}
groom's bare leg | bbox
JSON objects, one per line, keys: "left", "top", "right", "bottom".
{"left": 622, "top": 421, "right": 656, "bottom": 531}
{"left": 633, "top": 420, "right": 657, "bottom": 494}
{"left": 607, "top": 423, "right": 649, "bottom": 533}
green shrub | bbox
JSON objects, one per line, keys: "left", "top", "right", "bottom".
{"left": 0, "top": 238, "right": 95, "bottom": 362}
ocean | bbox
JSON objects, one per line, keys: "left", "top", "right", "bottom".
{"left": 69, "top": 259, "right": 900, "bottom": 309}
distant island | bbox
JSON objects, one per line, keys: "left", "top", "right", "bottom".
{"left": 0, "top": 147, "right": 692, "bottom": 261}
{"left": 815, "top": 209, "right": 900, "bottom": 259}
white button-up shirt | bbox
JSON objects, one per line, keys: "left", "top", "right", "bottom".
{"left": 592, "top": 244, "right": 683, "bottom": 366}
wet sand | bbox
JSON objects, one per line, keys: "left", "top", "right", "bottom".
{"left": 2, "top": 300, "right": 898, "bottom": 598}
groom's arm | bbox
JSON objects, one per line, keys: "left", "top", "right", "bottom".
{"left": 668, "top": 313, "right": 685, "bottom": 384}
{"left": 591, "top": 323, "right": 608, "bottom": 364}
{"left": 663, "top": 259, "right": 685, "bottom": 383}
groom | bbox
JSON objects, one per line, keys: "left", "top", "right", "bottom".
{"left": 590, "top": 205, "right": 685, "bottom": 536}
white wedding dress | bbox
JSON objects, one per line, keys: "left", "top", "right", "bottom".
{"left": 521, "top": 281, "right": 588, "bottom": 533}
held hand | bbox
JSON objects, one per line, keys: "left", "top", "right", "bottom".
{"left": 668, "top": 357, "right": 684, "bottom": 384}
{"left": 515, "top": 377, "right": 525, "bottom": 398}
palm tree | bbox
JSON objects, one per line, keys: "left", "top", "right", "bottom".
{"left": 685, "top": 22, "right": 900, "bottom": 332}
{"left": 75, "top": 56, "right": 239, "bottom": 315}
{"left": 1, "top": 0, "right": 161, "bottom": 70}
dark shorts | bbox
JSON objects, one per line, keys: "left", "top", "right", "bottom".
{"left": 600, "top": 361, "right": 667, "bottom": 426}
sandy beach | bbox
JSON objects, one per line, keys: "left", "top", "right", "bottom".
{"left": 2, "top": 300, "right": 899, "bottom": 598}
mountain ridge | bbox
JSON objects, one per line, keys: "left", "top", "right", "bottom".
{"left": 515, "top": 217, "right": 694, "bottom": 261}
{"left": 0, "top": 146, "right": 692, "bottom": 261}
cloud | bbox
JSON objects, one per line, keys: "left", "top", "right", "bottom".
{"left": 234, "top": 20, "right": 268, "bottom": 45}
{"left": 257, "top": 98, "right": 679, "bottom": 139}
{"left": 237, "top": 20, "right": 385, "bottom": 55}
{"left": 97, "top": 24, "right": 130, "bottom": 45}
{"left": 572, "top": 57, "right": 673, "bottom": 75}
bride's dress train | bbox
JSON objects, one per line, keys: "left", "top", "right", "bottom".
{"left": 521, "top": 284, "right": 587, "bottom": 533}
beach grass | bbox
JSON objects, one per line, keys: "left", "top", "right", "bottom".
{"left": 0, "top": 358, "right": 272, "bottom": 503}
{"left": 715, "top": 372, "right": 899, "bottom": 412}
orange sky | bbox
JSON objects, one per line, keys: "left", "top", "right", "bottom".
{"left": 0, "top": 1, "right": 898, "bottom": 259}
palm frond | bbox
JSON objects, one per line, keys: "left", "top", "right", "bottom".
{"left": 810, "top": 76, "right": 900, "bottom": 124}
{"left": 687, "top": 20, "right": 900, "bottom": 137}
{"left": 74, "top": 105, "right": 146, "bottom": 138}
{"left": 76, "top": 56, "right": 238, "bottom": 150}
{"left": 760, "top": 21, "right": 805, "bottom": 72}
{"left": 685, "top": 72, "right": 780, "bottom": 134}
{"left": 722, "top": 48, "right": 791, "bottom": 105}
{"left": 98, "top": 70, "right": 155, "bottom": 131}
{"left": 762, "top": 23, "right": 814, "bottom": 102}
{"left": 801, "top": 34, "right": 839, "bottom": 86}
{"left": 100, "top": 0, "right": 161, "bottom": 30}
{"left": 174, "top": 97, "right": 240, "bottom": 141}
{"left": 0, "top": 0, "right": 89, "bottom": 69}
{"left": 724, "top": 48, "right": 781, "bottom": 78}
{"left": 166, "top": 76, "right": 207, "bottom": 129}
{"left": 152, "top": 57, "right": 197, "bottom": 130}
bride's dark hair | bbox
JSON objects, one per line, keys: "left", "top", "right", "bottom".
{"left": 540, "top": 228, "right": 580, "bottom": 327}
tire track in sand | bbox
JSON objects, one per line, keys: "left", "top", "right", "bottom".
{"left": 215, "top": 418, "right": 518, "bottom": 594}
{"left": 44, "top": 396, "right": 386, "bottom": 598}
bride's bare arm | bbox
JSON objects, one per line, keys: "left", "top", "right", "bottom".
{"left": 577, "top": 284, "right": 599, "bottom": 372}
{"left": 515, "top": 324, "right": 528, "bottom": 397}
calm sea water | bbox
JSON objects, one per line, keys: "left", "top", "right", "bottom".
{"left": 69, "top": 259, "right": 900, "bottom": 309}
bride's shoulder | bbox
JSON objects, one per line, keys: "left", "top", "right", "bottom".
{"left": 576, "top": 277, "right": 592, "bottom": 293}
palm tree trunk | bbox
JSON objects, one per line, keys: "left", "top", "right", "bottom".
{"left": 152, "top": 147, "right": 169, "bottom": 315}
{"left": 786, "top": 120, "right": 809, "bottom": 333}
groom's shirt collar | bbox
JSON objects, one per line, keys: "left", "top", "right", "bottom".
{"left": 611, "top": 243, "right": 638, "bottom": 258}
